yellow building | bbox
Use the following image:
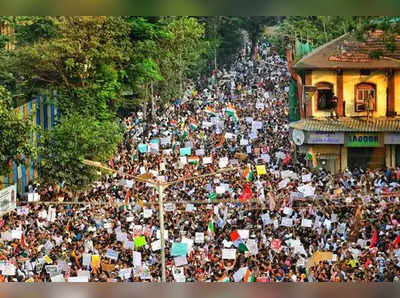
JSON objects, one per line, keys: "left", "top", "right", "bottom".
{"left": 289, "top": 31, "right": 400, "bottom": 173}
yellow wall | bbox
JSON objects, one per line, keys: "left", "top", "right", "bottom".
{"left": 395, "top": 71, "right": 400, "bottom": 116}
{"left": 311, "top": 70, "right": 389, "bottom": 118}
{"left": 343, "top": 70, "right": 387, "bottom": 118}
{"left": 311, "top": 70, "right": 337, "bottom": 118}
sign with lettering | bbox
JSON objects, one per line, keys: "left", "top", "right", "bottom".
{"left": 306, "top": 132, "right": 344, "bottom": 144}
{"left": 384, "top": 133, "right": 400, "bottom": 144}
{"left": 345, "top": 134, "right": 382, "bottom": 147}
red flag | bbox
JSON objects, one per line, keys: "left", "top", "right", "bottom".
{"left": 125, "top": 189, "right": 131, "bottom": 205}
{"left": 283, "top": 153, "right": 291, "bottom": 165}
{"left": 239, "top": 183, "right": 253, "bottom": 202}
{"left": 393, "top": 234, "right": 400, "bottom": 249}
{"left": 364, "top": 258, "right": 371, "bottom": 269}
{"left": 21, "top": 233, "right": 28, "bottom": 249}
{"left": 230, "top": 230, "right": 240, "bottom": 242}
{"left": 370, "top": 228, "right": 378, "bottom": 248}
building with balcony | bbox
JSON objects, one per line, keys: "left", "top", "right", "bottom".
{"left": 289, "top": 31, "right": 400, "bottom": 173}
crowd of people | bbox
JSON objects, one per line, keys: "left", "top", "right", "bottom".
{"left": 1, "top": 42, "right": 400, "bottom": 282}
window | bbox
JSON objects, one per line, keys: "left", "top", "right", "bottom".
{"left": 315, "top": 82, "right": 334, "bottom": 111}
{"left": 355, "top": 83, "right": 376, "bottom": 112}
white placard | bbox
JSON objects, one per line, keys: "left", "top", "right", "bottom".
{"left": 203, "top": 156, "right": 212, "bottom": 164}
{"left": 195, "top": 232, "right": 204, "bottom": 244}
{"left": 237, "top": 229, "right": 249, "bottom": 240}
{"left": 281, "top": 218, "right": 293, "bottom": 227}
{"left": 301, "top": 219, "right": 313, "bottom": 228}
{"left": 219, "top": 157, "right": 228, "bottom": 168}
{"left": 174, "top": 256, "right": 188, "bottom": 267}
{"left": 143, "top": 209, "right": 153, "bottom": 219}
{"left": 151, "top": 240, "right": 161, "bottom": 251}
{"left": 68, "top": 276, "right": 89, "bottom": 282}
{"left": 185, "top": 204, "right": 194, "bottom": 212}
{"left": 132, "top": 251, "right": 142, "bottom": 267}
{"left": 222, "top": 248, "right": 236, "bottom": 260}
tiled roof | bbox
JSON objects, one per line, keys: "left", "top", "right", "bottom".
{"left": 289, "top": 118, "right": 400, "bottom": 132}
{"left": 294, "top": 31, "right": 400, "bottom": 70}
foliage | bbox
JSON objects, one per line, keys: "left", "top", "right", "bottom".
{"left": 38, "top": 113, "right": 123, "bottom": 191}
{"left": 0, "top": 86, "right": 36, "bottom": 176}
{"left": 8, "top": 17, "right": 132, "bottom": 118}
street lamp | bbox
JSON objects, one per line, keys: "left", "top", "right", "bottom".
{"left": 83, "top": 159, "right": 238, "bottom": 282}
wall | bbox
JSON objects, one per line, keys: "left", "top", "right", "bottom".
{"left": 395, "top": 71, "right": 400, "bottom": 116}
{"left": 343, "top": 70, "right": 388, "bottom": 118}
{"left": 311, "top": 70, "right": 337, "bottom": 118}
{"left": 0, "top": 96, "right": 60, "bottom": 194}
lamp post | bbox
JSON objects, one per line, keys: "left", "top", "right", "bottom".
{"left": 83, "top": 159, "right": 238, "bottom": 282}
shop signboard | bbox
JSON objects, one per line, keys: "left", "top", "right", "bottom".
{"left": 306, "top": 132, "right": 344, "bottom": 144}
{"left": 345, "top": 133, "right": 382, "bottom": 147}
{"left": 384, "top": 133, "right": 400, "bottom": 144}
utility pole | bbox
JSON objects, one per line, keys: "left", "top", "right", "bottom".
{"left": 83, "top": 159, "right": 238, "bottom": 283}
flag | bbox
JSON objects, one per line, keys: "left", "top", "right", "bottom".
{"left": 242, "top": 167, "right": 254, "bottom": 182}
{"left": 370, "top": 228, "right": 378, "bottom": 248}
{"left": 238, "top": 242, "right": 248, "bottom": 253}
{"left": 0, "top": 275, "right": 5, "bottom": 282}
{"left": 217, "top": 274, "right": 230, "bottom": 282}
{"left": 243, "top": 268, "right": 255, "bottom": 282}
{"left": 230, "top": 230, "right": 240, "bottom": 242}
{"left": 66, "top": 220, "right": 71, "bottom": 234}
{"left": 21, "top": 233, "right": 28, "bottom": 249}
{"left": 180, "top": 126, "right": 189, "bottom": 141}
{"left": 208, "top": 219, "right": 215, "bottom": 237}
{"left": 209, "top": 192, "right": 217, "bottom": 202}
{"left": 170, "top": 120, "right": 178, "bottom": 128}
{"left": 306, "top": 148, "right": 317, "bottom": 168}
{"left": 393, "top": 234, "right": 400, "bottom": 248}
{"left": 225, "top": 104, "right": 239, "bottom": 123}
{"left": 188, "top": 156, "right": 200, "bottom": 165}
{"left": 239, "top": 183, "right": 253, "bottom": 202}
{"left": 283, "top": 153, "right": 291, "bottom": 165}
{"left": 189, "top": 119, "right": 198, "bottom": 131}
{"left": 125, "top": 189, "right": 131, "bottom": 206}
{"left": 216, "top": 134, "right": 226, "bottom": 148}
{"left": 204, "top": 106, "right": 216, "bottom": 116}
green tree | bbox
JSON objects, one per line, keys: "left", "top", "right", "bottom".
{"left": 38, "top": 113, "right": 123, "bottom": 192}
{"left": 8, "top": 17, "right": 132, "bottom": 119}
{"left": 0, "top": 86, "right": 36, "bottom": 176}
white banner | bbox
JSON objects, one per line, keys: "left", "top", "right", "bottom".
{"left": 0, "top": 185, "right": 17, "bottom": 216}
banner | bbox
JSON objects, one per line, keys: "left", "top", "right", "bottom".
{"left": 0, "top": 185, "right": 17, "bottom": 217}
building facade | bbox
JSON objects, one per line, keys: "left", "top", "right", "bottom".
{"left": 289, "top": 31, "right": 400, "bottom": 173}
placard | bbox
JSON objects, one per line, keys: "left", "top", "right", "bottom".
{"left": 195, "top": 232, "right": 204, "bottom": 244}
{"left": 0, "top": 185, "right": 17, "bottom": 216}
{"left": 222, "top": 248, "right": 236, "bottom": 259}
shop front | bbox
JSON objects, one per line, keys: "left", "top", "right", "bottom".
{"left": 306, "top": 132, "right": 344, "bottom": 173}
{"left": 384, "top": 133, "right": 400, "bottom": 167}
{"left": 346, "top": 133, "right": 385, "bottom": 170}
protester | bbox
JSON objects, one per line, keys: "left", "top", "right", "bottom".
{"left": 0, "top": 42, "right": 399, "bottom": 283}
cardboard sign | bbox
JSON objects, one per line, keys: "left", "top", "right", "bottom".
{"left": 281, "top": 217, "right": 293, "bottom": 227}
{"left": 222, "top": 248, "right": 236, "bottom": 260}
{"left": 132, "top": 251, "right": 142, "bottom": 267}
{"left": 105, "top": 249, "right": 119, "bottom": 261}
{"left": 301, "top": 219, "right": 313, "bottom": 228}
{"left": 195, "top": 232, "right": 204, "bottom": 244}
{"left": 256, "top": 165, "right": 266, "bottom": 175}
{"left": 174, "top": 256, "right": 188, "bottom": 267}
{"left": 171, "top": 243, "right": 188, "bottom": 257}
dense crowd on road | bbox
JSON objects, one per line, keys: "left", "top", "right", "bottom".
{"left": 1, "top": 42, "right": 400, "bottom": 282}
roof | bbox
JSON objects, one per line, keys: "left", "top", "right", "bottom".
{"left": 294, "top": 31, "right": 400, "bottom": 70}
{"left": 289, "top": 118, "right": 400, "bottom": 132}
